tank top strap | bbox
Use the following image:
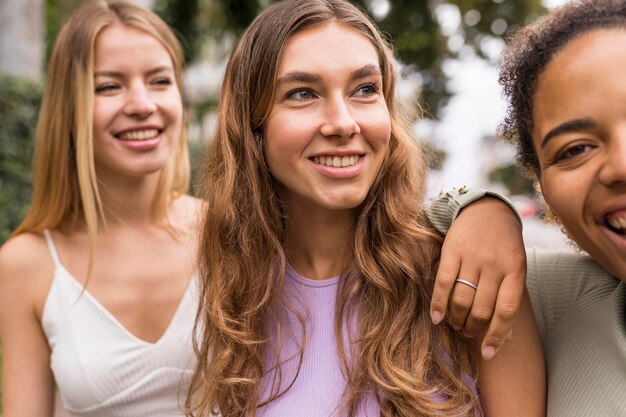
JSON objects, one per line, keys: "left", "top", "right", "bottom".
{"left": 43, "top": 229, "right": 62, "bottom": 267}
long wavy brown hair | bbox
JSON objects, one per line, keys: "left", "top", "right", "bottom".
{"left": 188, "top": 1, "right": 479, "bottom": 416}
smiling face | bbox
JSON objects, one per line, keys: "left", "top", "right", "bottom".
{"left": 92, "top": 23, "right": 183, "bottom": 182}
{"left": 532, "top": 29, "right": 626, "bottom": 279}
{"left": 262, "top": 22, "right": 391, "bottom": 215}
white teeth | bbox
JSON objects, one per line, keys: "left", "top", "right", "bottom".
{"left": 118, "top": 129, "right": 159, "bottom": 141}
{"left": 608, "top": 216, "right": 626, "bottom": 230}
{"left": 312, "top": 154, "right": 360, "bottom": 167}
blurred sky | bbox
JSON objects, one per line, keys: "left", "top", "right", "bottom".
{"left": 433, "top": 0, "right": 567, "bottom": 193}
{"left": 433, "top": 0, "right": 573, "bottom": 251}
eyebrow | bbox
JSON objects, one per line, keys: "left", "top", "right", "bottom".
{"left": 94, "top": 65, "right": 174, "bottom": 78}
{"left": 351, "top": 64, "right": 382, "bottom": 79}
{"left": 276, "top": 64, "right": 382, "bottom": 86}
{"left": 540, "top": 117, "right": 598, "bottom": 148}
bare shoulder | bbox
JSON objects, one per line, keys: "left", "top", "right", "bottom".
{"left": 0, "top": 232, "right": 51, "bottom": 273}
{"left": 0, "top": 232, "right": 55, "bottom": 309}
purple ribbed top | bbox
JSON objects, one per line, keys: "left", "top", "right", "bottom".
{"left": 257, "top": 265, "right": 478, "bottom": 417}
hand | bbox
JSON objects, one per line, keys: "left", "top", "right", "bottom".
{"left": 429, "top": 196, "right": 526, "bottom": 360}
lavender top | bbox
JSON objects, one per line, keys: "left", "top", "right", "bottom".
{"left": 257, "top": 265, "right": 478, "bottom": 417}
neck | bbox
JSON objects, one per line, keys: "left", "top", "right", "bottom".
{"left": 97, "top": 171, "right": 164, "bottom": 228}
{"left": 284, "top": 204, "right": 355, "bottom": 280}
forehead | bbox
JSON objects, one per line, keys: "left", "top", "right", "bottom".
{"left": 533, "top": 29, "right": 626, "bottom": 126}
{"left": 94, "top": 23, "right": 171, "bottom": 68}
{"left": 541, "top": 29, "right": 626, "bottom": 81}
{"left": 277, "top": 22, "right": 380, "bottom": 75}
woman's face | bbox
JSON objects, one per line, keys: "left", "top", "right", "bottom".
{"left": 92, "top": 24, "right": 183, "bottom": 183}
{"left": 532, "top": 29, "right": 626, "bottom": 279}
{"left": 263, "top": 22, "right": 391, "bottom": 214}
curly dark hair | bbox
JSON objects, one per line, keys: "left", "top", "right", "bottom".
{"left": 498, "top": 0, "right": 626, "bottom": 176}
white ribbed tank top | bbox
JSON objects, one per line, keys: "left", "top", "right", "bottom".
{"left": 41, "top": 230, "right": 198, "bottom": 417}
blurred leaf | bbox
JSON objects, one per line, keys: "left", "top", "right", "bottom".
{"left": 488, "top": 163, "right": 535, "bottom": 196}
{"left": 0, "top": 74, "right": 42, "bottom": 243}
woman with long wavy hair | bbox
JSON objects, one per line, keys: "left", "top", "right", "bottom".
{"left": 188, "top": 0, "right": 544, "bottom": 416}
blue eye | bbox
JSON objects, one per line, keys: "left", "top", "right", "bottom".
{"left": 354, "top": 83, "right": 379, "bottom": 96}
{"left": 287, "top": 88, "right": 315, "bottom": 101}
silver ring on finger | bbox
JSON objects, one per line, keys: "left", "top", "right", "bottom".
{"left": 454, "top": 278, "right": 478, "bottom": 290}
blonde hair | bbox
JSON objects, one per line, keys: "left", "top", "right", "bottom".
{"left": 189, "top": 0, "right": 479, "bottom": 416}
{"left": 15, "top": 0, "right": 189, "bottom": 272}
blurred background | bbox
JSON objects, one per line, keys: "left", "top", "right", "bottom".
{"left": 0, "top": 0, "right": 575, "bottom": 412}
{"left": 0, "top": 0, "right": 573, "bottom": 250}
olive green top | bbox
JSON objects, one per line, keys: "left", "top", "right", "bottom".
{"left": 426, "top": 188, "right": 626, "bottom": 417}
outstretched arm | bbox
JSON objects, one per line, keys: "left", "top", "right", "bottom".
{"left": 426, "top": 188, "right": 526, "bottom": 360}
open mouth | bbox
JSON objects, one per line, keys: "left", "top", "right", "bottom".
{"left": 311, "top": 155, "right": 361, "bottom": 167}
{"left": 116, "top": 129, "right": 161, "bottom": 141}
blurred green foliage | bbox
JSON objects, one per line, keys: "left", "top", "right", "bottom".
{"left": 45, "top": 0, "right": 85, "bottom": 64}
{"left": 154, "top": 0, "right": 546, "bottom": 117}
{"left": 0, "top": 74, "right": 42, "bottom": 244}
{"left": 488, "top": 163, "right": 535, "bottom": 196}
{"left": 42, "top": 0, "right": 545, "bottom": 118}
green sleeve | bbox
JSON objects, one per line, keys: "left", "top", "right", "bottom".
{"left": 424, "top": 187, "right": 521, "bottom": 235}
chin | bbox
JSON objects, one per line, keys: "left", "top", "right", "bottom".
{"left": 324, "top": 198, "right": 367, "bottom": 211}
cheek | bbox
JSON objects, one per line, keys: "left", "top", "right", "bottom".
{"left": 92, "top": 99, "right": 109, "bottom": 128}
{"left": 164, "top": 91, "right": 184, "bottom": 123}
{"left": 261, "top": 132, "right": 288, "bottom": 176}
{"left": 363, "top": 111, "right": 391, "bottom": 150}
{"left": 541, "top": 174, "right": 570, "bottom": 216}
{"left": 541, "top": 171, "right": 587, "bottom": 237}
{"left": 263, "top": 112, "right": 308, "bottom": 156}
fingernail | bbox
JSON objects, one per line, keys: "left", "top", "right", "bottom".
{"left": 452, "top": 324, "right": 462, "bottom": 331}
{"left": 463, "top": 331, "right": 474, "bottom": 338}
{"left": 431, "top": 311, "right": 442, "bottom": 325}
{"left": 482, "top": 346, "right": 496, "bottom": 360}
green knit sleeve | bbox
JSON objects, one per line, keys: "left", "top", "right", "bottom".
{"left": 424, "top": 187, "right": 521, "bottom": 235}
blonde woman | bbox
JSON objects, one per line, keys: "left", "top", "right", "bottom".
{"left": 187, "top": 0, "right": 544, "bottom": 416}
{"left": 0, "top": 1, "right": 200, "bottom": 416}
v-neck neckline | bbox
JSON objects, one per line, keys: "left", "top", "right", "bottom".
{"left": 53, "top": 263, "right": 195, "bottom": 346}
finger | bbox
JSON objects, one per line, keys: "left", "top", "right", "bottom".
{"left": 480, "top": 272, "right": 525, "bottom": 360}
{"left": 462, "top": 270, "right": 499, "bottom": 337}
{"left": 430, "top": 246, "right": 461, "bottom": 325}
{"left": 447, "top": 272, "right": 479, "bottom": 331}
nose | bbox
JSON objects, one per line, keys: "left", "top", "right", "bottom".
{"left": 123, "top": 83, "right": 156, "bottom": 118}
{"left": 319, "top": 94, "right": 361, "bottom": 140}
{"left": 598, "top": 131, "right": 626, "bottom": 186}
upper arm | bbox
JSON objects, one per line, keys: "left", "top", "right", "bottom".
{"left": 0, "top": 234, "right": 56, "bottom": 417}
{"left": 476, "top": 288, "right": 546, "bottom": 417}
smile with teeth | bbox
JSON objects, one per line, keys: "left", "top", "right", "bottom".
{"left": 117, "top": 129, "right": 160, "bottom": 141}
{"left": 312, "top": 155, "right": 360, "bottom": 167}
